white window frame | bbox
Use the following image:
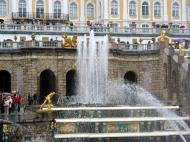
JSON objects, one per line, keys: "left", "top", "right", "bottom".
{"left": 172, "top": 2, "right": 179, "bottom": 17}
{"left": 70, "top": 2, "right": 77, "bottom": 18}
{"left": 154, "top": 2, "right": 161, "bottom": 17}
{"left": 111, "top": 0, "right": 118, "bottom": 16}
{"left": 142, "top": 24, "right": 149, "bottom": 32}
{"left": 36, "top": 0, "right": 44, "bottom": 18}
{"left": 18, "top": 0, "right": 27, "bottom": 18}
{"left": 0, "top": 0, "right": 6, "bottom": 17}
{"left": 54, "top": 1, "right": 61, "bottom": 19}
{"left": 111, "top": 23, "right": 119, "bottom": 32}
{"left": 142, "top": 1, "right": 149, "bottom": 16}
{"left": 129, "top": 1, "right": 136, "bottom": 16}
{"left": 87, "top": 3, "right": 94, "bottom": 18}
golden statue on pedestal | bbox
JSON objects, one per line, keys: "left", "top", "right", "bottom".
{"left": 160, "top": 30, "right": 166, "bottom": 41}
{"left": 39, "top": 92, "right": 56, "bottom": 111}
{"left": 179, "top": 43, "right": 184, "bottom": 56}
{"left": 63, "top": 33, "right": 77, "bottom": 48}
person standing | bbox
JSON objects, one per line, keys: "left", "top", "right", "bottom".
{"left": 8, "top": 96, "right": 12, "bottom": 115}
{"left": 3, "top": 97, "right": 10, "bottom": 119}
{"left": 27, "top": 94, "right": 33, "bottom": 105}
{"left": 33, "top": 93, "right": 37, "bottom": 105}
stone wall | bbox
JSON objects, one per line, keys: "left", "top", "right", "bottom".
{"left": 0, "top": 48, "right": 165, "bottom": 102}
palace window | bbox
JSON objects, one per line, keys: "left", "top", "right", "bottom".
{"left": 142, "top": 24, "right": 149, "bottom": 32}
{"left": 142, "top": 1, "right": 149, "bottom": 16}
{"left": 172, "top": 2, "right": 179, "bottom": 17}
{"left": 111, "top": 23, "right": 118, "bottom": 32}
{"left": 19, "top": 0, "right": 26, "bottom": 17}
{"left": 70, "top": 2, "right": 77, "bottom": 18}
{"left": 36, "top": 0, "right": 44, "bottom": 18}
{"left": 129, "top": 1, "right": 136, "bottom": 16}
{"left": 0, "top": 0, "right": 6, "bottom": 17}
{"left": 54, "top": 1, "right": 61, "bottom": 18}
{"left": 154, "top": 2, "right": 161, "bottom": 17}
{"left": 87, "top": 3, "right": 94, "bottom": 18}
{"left": 111, "top": 0, "right": 118, "bottom": 16}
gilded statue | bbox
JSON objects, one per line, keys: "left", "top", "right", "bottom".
{"left": 160, "top": 30, "right": 166, "bottom": 41}
{"left": 63, "top": 33, "right": 77, "bottom": 48}
{"left": 71, "top": 34, "right": 77, "bottom": 48}
{"left": 40, "top": 92, "right": 56, "bottom": 110}
{"left": 179, "top": 43, "right": 184, "bottom": 56}
{"left": 63, "top": 33, "right": 72, "bottom": 48}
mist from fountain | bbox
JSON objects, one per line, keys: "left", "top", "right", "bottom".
{"left": 75, "top": 31, "right": 189, "bottom": 142}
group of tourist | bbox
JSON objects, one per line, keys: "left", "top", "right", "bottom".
{"left": 0, "top": 93, "right": 23, "bottom": 116}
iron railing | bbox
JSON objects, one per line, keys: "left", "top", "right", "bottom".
{"left": 12, "top": 12, "right": 69, "bottom": 21}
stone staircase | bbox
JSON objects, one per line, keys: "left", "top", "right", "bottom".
{"left": 41, "top": 106, "right": 190, "bottom": 142}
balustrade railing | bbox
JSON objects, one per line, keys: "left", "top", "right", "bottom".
{"left": 111, "top": 43, "right": 159, "bottom": 51}
{"left": 0, "top": 41, "right": 159, "bottom": 52}
{"left": 0, "top": 23, "right": 189, "bottom": 35}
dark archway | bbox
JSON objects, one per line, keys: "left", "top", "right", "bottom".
{"left": 0, "top": 70, "right": 11, "bottom": 92}
{"left": 66, "top": 70, "right": 77, "bottom": 96}
{"left": 124, "top": 71, "right": 137, "bottom": 84}
{"left": 40, "top": 69, "right": 56, "bottom": 103}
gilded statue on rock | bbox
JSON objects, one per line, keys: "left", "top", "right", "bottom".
{"left": 63, "top": 33, "right": 77, "bottom": 48}
{"left": 40, "top": 92, "right": 56, "bottom": 111}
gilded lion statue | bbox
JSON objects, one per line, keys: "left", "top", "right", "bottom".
{"left": 63, "top": 33, "right": 77, "bottom": 48}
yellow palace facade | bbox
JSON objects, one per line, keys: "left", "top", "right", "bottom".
{"left": 0, "top": 0, "right": 190, "bottom": 28}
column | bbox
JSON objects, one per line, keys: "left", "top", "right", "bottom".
{"left": 12, "top": 0, "right": 17, "bottom": 12}
{"left": 182, "top": 0, "right": 187, "bottom": 25}
{"left": 49, "top": 0, "right": 53, "bottom": 13}
{"left": 28, "top": 0, "right": 32, "bottom": 13}
{"left": 96, "top": 0, "right": 99, "bottom": 21}
{"left": 123, "top": 0, "right": 127, "bottom": 27}
{"left": 103, "top": 0, "right": 108, "bottom": 24}
{"left": 80, "top": 0, "right": 85, "bottom": 25}
{"left": 63, "top": 0, "right": 68, "bottom": 14}
{"left": 163, "top": 0, "right": 168, "bottom": 22}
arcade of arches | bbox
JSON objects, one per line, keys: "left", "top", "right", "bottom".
{"left": 0, "top": 69, "right": 138, "bottom": 100}
{"left": 0, "top": 48, "right": 182, "bottom": 107}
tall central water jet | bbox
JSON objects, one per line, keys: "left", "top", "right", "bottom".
{"left": 77, "top": 31, "right": 109, "bottom": 104}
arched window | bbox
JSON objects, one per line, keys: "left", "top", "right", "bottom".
{"left": 172, "top": 2, "right": 179, "bottom": 17}
{"left": 111, "top": 0, "right": 118, "bottom": 16}
{"left": 154, "top": 2, "right": 161, "bottom": 17}
{"left": 87, "top": 3, "right": 94, "bottom": 18}
{"left": 142, "top": 1, "right": 149, "bottom": 16}
{"left": 54, "top": 1, "right": 61, "bottom": 18}
{"left": 0, "top": 0, "right": 6, "bottom": 16}
{"left": 36, "top": 0, "right": 44, "bottom": 18}
{"left": 129, "top": 1, "right": 136, "bottom": 16}
{"left": 19, "top": 0, "right": 26, "bottom": 17}
{"left": 70, "top": 2, "right": 77, "bottom": 18}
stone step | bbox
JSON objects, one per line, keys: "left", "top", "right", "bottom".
{"left": 54, "top": 131, "right": 190, "bottom": 139}
{"left": 55, "top": 117, "right": 189, "bottom": 123}
{"left": 42, "top": 106, "right": 180, "bottom": 111}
